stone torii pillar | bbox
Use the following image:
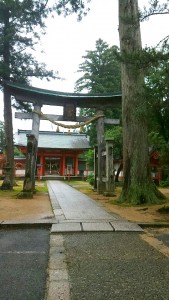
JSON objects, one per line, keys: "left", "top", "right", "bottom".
{"left": 96, "top": 112, "right": 118, "bottom": 195}
{"left": 104, "top": 138, "right": 115, "bottom": 196}
{"left": 18, "top": 104, "right": 41, "bottom": 198}
{"left": 96, "top": 108, "right": 105, "bottom": 193}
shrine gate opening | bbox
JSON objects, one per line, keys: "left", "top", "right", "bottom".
{"left": 6, "top": 82, "right": 121, "bottom": 198}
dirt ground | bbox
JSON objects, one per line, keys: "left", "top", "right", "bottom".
{"left": 95, "top": 196, "right": 169, "bottom": 223}
{"left": 0, "top": 181, "right": 169, "bottom": 224}
{"left": 0, "top": 191, "right": 54, "bottom": 221}
{"left": 0, "top": 181, "right": 169, "bottom": 258}
{"left": 71, "top": 183, "right": 169, "bottom": 224}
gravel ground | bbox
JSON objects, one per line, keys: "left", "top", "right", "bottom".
{"left": 63, "top": 232, "right": 169, "bottom": 300}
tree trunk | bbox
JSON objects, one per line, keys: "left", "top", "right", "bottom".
{"left": 118, "top": 0, "right": 165, "bottom": 204}
{"left": 1, "top": 85, "right": 14, "bottom": 189}
{"left": 1, "top": 8, "right": 14, "bottom": 189}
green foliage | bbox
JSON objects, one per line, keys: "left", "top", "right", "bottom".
{"left": 119, "top": 181, "right": 165, "bottom": 205}
{"left": 145, "top": 43, "right": 169, "bottom": 172}
{"left": 55, "top": 0, "right": 91, "bottom": 20}
{"left": 105, "top": 126, "right": 123, "bottom": 160}
{"left": 149, "top": 132, "right": 169, "bottom": 156}
{"left": 118, "top": 0, "right": 169, "bottom": 204}
{"left": 0, "top": 0, "right": 57, "bottom": 86}
{"left": 75, "top": 39, "right": 122, "bottom": 146}
{"left": 84, "top": 149, "right": 94, "bottom": 170}
{"left": 140, "top": 1, "right": 169, "bottom": 22}
{"left": 160, "top": 180, "right": 169, "bottom": 188}
{"left": 0, "top": 121, "right": 5, "bottom": 153}
{"left": 14, "top": 146, "right": 25, "bottom": 157}
{"left": 87, "top": 173, "right": 94, "bottom": 186}
{"left": 75, "top": 39, "right": 121, "bottom": 93}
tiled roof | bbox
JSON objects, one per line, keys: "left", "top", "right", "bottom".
{"left": 15, "top": 130, "right": 91, "bottom": 150}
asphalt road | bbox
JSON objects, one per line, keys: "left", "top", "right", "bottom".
{"left": 0, "top": 227, "right": 50, "bottom": 300}
{"left": 63, "top": 232, "right": 169, "bottom": 300}
{"left": 155, "top": 233, "right": 169, "bottom": 247}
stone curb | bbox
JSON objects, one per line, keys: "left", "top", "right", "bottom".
{"left": 138, "top": 222, "right": 169, "bottom": 228}
{"left": 45, "top": 234, "right": 71, "bottom": 300}
{"left": 0, "top": 220, "right": 169, "bottom": 230}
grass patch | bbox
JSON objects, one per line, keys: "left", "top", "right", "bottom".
{"left": 66, "top": 180, "right": 91, "bottom": 192}
{"left": 157, "top": 206, "right": 169, "bottom": 214}
{"left": 0, "top": 180, "right": 48, "bottom": 198}
{"left": 35, "top": 181, "right": 48, "bottom": 193}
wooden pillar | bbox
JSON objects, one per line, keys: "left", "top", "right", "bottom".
{"left": 74, "top": 154, "right": 78, "bottom": 176}
{"left": 96, "top": 109, "right": 105, "bottom": 193}
{"left": 62, "top": 154, "right": 66, "bottom": 176}
{"left": 40, "top": 153, "right": 44, "bottom": 176}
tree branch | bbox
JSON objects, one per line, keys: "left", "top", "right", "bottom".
{"left": 141, "top": 11, "right": 169, "bottom": 21}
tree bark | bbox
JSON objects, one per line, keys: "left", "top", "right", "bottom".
{"left": 1, "top": 8, "right": 14, "bottom": 189}
{"left": 118, "top": 0, "right": 165, "bottom": 204}
{"left": 2, "top": 85, "right": 14, "bottom": 189}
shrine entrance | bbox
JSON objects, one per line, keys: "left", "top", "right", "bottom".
{"left": 6, "top": 82, "right": 121, "bottom": 198}
{"left": 45, "top": 158, "right": 61, "bottom": 175}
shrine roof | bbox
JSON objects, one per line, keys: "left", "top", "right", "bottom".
{"left": 15, "top": 130, "right": 91, "bottom": 150}
{"left": 6, "top": 82, "right": 121, "bottom": 108}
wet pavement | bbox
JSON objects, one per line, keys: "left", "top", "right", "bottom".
{"left": 0, "top": 181, "right": 169, "bottom": 300}
{"left": 63, "top": 232, "right": 169, "bottom": 300}
{"left": 0, "top": 227, "right": 50, "bottom": 300}
{"left": 47, "top": 181, "right": 143, "bottom": 233}
{"left": 155, "top": 233, "right": 169, "bottom": 247}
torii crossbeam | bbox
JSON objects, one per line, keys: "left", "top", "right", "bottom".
{"left": 6, "top": 82, "right": 122, "bottom": 197}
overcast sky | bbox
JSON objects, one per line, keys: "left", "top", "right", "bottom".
{"left": 0, "top": 0, "right": 169, "bottom": 131}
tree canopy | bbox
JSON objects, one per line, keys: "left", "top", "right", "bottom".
{"left": 75, "top": 38, "right": 121, "bottom": 93}
{"left": 0, "top": 0, "right": 57, "bottom": 86}
{"left": 75, "top": 38, "right": 121, "bottom": 146}
{"left": 0, "top": 0, "right": 91, "bottom": 189}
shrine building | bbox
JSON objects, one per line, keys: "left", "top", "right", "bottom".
{"left": 14, "top": 130, "right": 91, "bottom": 178}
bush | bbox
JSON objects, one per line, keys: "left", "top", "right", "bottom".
{"left": 87, "top": 174, "right": 94, "bottom": 186}
{"left": 160, "top": 180, "right": 169, "bottom": 188}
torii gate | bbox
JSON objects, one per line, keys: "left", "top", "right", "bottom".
{"left": 6, "top": 82, "right": 121, "bottom": 197}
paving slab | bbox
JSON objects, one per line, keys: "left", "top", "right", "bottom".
{"left": 47, "top": 181, "right": 118, "bottom": 221}
{"left": 110, "top": 221, "right": 143, "bottom": 232}
{"left": 60, "top": 219, "right": 115, "bottom": 223}
{"left": 82, "top": 222, "right": 114, "bottom": 231}
{"left": 2, "top": 219, "right": 54, "bottom": 225}
{"left": 53, "top": 209, "right": 64, "bottom": 216}
{"left": 47, "top": 181, "right": 143, "bottom": 232}
{"left": 51, "top": 222, "right": 82, "bottom": 233}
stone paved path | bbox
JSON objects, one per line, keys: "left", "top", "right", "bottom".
{"left": 47, "top": 181, "right": 143, "bottom": 232}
